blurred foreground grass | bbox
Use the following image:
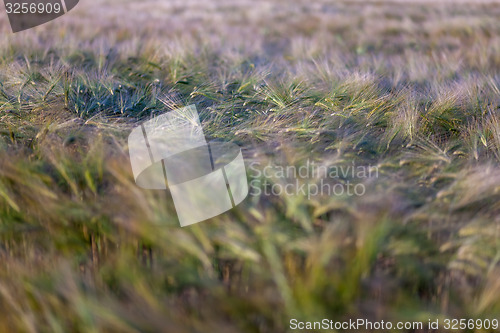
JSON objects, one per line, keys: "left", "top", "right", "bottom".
{"left": 1, "top": 0, "right": 500, "bottom": 332}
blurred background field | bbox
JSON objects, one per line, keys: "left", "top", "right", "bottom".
{"left": 1, "top": 0, "right": 500, "bottom": 332}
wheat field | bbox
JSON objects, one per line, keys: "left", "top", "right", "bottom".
{"left": 0, "top": 0, "right": 500, "bottom": 332}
